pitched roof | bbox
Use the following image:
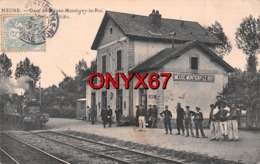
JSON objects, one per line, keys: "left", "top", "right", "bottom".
{"left": 129, "top": 40, "right": 235, "bottom": 73}
{"left": 91, "top": 11, "right": 222, "bottom": 50}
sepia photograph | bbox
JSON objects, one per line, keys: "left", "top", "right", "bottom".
{"left": 0, "top": 0, "right": 259, "bottom": 163}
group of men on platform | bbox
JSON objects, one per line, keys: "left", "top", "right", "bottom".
{"left": 135, "top": 104, "right": 158, "bottom": 131}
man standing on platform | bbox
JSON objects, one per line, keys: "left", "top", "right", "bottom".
{"left": 176, "top": 103, "right": 185, "bottom": 135}
{"left": 151, "top": 105, "right": 158, "bottom": 128}
{"left": 101, "top": 108, "right": 108, "bottom": 128}
{"left": 107, "top": 106, "right": 113, "bottom": 127}
{"left": 138, "top": 104, "right": 146, "bottom": 131}
{"left": 160, "top": 105, "right": 173, "bottom": 134}
{"left": 184, "top": 106, "right": 195, "bottom": 137}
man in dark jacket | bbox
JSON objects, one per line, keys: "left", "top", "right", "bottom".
{"left": 101, "top": 108, "right": 108, "bottom": 128}
{"left": 184, "top": 106, "right": 195, "bottom": 137}
{"left": 107, "top": 106, "right": 113, "bottom": 127}
{"left": 151, "top": 105, "right": 158, "bottom": 128}
{"left": 160, "top": 105, "right": 172, "bottom": 134}
{"left": 176, "top": 103, "right": 185, "bottom": 135}
{"left": 115, "top": 105, "right": 122, "bottom": 126}
{"left": 194, "top": 107, "right": 207, "bottom": 138}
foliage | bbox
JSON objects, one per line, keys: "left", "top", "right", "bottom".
{"left": 0, "top": 53, "right": 12, "bottom": 79}
{"left": 75, "top": 58, "right": 97, "bottom": 98}
{"left": 235, "top": 15, "right": 260, "bottom": 56}
{"left": 235, "top": 15, "right": 260, "bottom": 73}
{"left": 206, "top": 21, "right": 232, "bottom": 58}
{"left": 222, "top": 69, "right": 260, "bottom": 127}
{"left": 15, "top": 57, "right": 41, "bottom": 85}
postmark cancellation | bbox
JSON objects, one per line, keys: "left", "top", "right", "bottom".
{"left": 1, "top": 15, "right": 46, "bottom": 52}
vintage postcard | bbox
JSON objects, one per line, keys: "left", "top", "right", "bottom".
{"left": 0, "top": 0, "right": 259, "bottom": 163}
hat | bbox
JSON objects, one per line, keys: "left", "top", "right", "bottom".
{"left": 148, "top": 104, "right": 152, "bottom": 106}
{"left": 135, "top": 105, "right": 139, "bottom": 108}
{"left": 177, "top": 103, "right": 181, "bottom": 105}
{"left": 216, "top": 95, "right": 222, "bottom": 99}
{"left": 196, "top": 107, "right": 201, "bottom": 111}
{"left": 210, "top": 104, "right": 214, "bottom": 107}
{"left": 108, "top": 106, "right": 110, "bottom": 108}
{"left": 186, "top": 106, "right": 190, "bottom": 108}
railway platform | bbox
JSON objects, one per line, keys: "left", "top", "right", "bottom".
{"left": 44, "top": 118, "right": 260, "bottom": 163}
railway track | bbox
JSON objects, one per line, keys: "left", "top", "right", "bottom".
{"left": 0, "top": 132, "right": 70, "bottom": 164}
{"left": 34, "top": 131, "right": 185, "bottom": 164}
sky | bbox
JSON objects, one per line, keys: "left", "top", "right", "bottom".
{"left": 0, "top": 0, "right": 259, "bottom": 88}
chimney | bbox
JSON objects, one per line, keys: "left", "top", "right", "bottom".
{"left": 149, "top": 10, "right": 161, "bottom": 27}
{"left": 26, "top": 80, "right": 35, "bottom": 99}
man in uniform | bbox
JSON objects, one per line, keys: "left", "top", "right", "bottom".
{"left": 107, "top": 106, "right": 113, "bottom": 127}
{"left": 115, "top": 105, "right": 122, "bottom": 126}
{"left": 101, "top": 108, "right": 108, "bottom": 128}
{"left": 160, "top": 105, "right": 172, "bottom": 134}
{"left": 176, "top": 103, "right": 185, "bottom": 135}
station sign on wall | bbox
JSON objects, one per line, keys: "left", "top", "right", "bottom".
{"left": 173, "top": 74, "right": 215, "bottom": 82}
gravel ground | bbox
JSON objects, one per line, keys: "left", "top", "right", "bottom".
{"left": 46, "top": 118, "right": 260, "bottom": 164}
{"left": 0, "top": 133, "right": 65, "bottom": 164}
{"left": 7, "top": 131, "right": 118, "bottom": 164}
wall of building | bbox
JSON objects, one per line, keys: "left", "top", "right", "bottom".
{"left": 99, "top": 19, "right": 126, "bottom": 46}
{"left": 131, "top": 47, "right": 228, "bottom": 119}
{"left": 134, "top": 40, "right": 172, "bottom": 65}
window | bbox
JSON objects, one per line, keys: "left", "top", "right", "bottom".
{"left": 109, "top": 26, "right": 113, "bottom": 36}
{"left": 102, "top": 55, "right": 106, "bottom": 74}
{"left": 117, "top": 50, "right": 122, "bottom": 71}
{"left": 190, "top": 57, "right": 198, "bottom": 70}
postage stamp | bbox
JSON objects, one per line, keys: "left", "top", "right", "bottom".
{"left": 2, "top": 15, "right": 46, "bottom": 51}
{"left": 1, "top": 0, "right": 59, "bottom": 52}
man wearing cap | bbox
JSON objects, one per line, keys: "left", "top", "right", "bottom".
{"left": 184, "top": 106, "right": 195, "bottom": 137}
{"left": 194, "top": 107, "right": 207, "bottom": 138}
{"left": 137, "top": 104, "right": 146, "bottom": 131}
{"left": 160, "top": 105, "right": 173, "bottom": 134}
{"left": 176, "top": 103, "right": 185, "bottom": 135}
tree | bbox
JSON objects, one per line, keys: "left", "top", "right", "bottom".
{"left": 222, "top": 69, "right": 260, "bottom": 128}
{"left": 235, "top": 15, "right": 260, "bottom": 73}
{"left": 59, "top": 76, "right": 78, "bottom": 107}
{"left": 75, "top": 58, "right": 97, "bottom": 98}
{"left": 15, "top": 58, "right": 41, "bottom": 85}
{"left": 206, "top": 21, "right": 232, "bottom": 58}
{"left": 0, "top": 53, "right": 12, "bottom": 79}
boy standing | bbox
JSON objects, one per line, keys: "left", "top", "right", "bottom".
{"left": 184, "top": 106, "right": 195, "bottom": 137}
{"left": 209, "top": 104, "right": 220, "bottom": 141}
{"left": 160, "top": 105, "right": 172, "bottom": 134}
{"left": 194, "top": 107, "right": 207, "bottom": 138}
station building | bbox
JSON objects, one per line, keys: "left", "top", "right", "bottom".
{"left": 86, "top": 10, "right": 234, "bottom": 121}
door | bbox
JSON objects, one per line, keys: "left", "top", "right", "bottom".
{"left": 139, "top": 88, "right": 147, "bottom": 118}
{"left": 116, "top": 89, "right": 123, "bottom": 115}
{"left": 91, "top": 92, "right": 96, "bottom": 108}
{"left": 101, "top": 91, "right": 107, "bottom": 110}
